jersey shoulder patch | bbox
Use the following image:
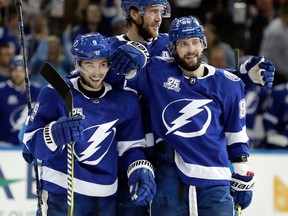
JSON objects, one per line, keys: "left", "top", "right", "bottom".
{"left": 223, "top": 70, "right": 241, "bottom": 82}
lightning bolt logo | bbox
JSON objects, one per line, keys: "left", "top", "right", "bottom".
{"left": 76, "top": 119, "right": 118, "bottom": 165}
{"left": 163, "top": 99, "right": 212, "bottom": 138}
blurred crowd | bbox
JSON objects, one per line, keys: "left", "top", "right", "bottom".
{"left": 0, "top": 0, "right": 288, "bottom": 149}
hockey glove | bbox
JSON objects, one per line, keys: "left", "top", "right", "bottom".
{"left": 230, "top": 171, "right": 256, "bottom": 210}
{"left": 127, "top": 160, "right": 156, "bottom": 206}
{"left": 239, "top": 56, "right": 275, "bottom": 89}
{"left": 44, "top": 115, "right": 86, "bottom": 151}
{"left": 22, "top": 144, "right": 34, "bottom": 164}
{"left": 108, "top": 41, "right": 149, "bottom": 79}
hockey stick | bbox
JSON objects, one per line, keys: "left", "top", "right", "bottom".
{"left": 40, "top": 62, "right": 75, "bottom": 216}
{"left": 237, "top": 205, "right": 242, "bottom": 216}
{"left": 234, "top": 49, "right": 242, "bottom": 216}
{"left": 234, "top": 49, "right": 240, "bottom": 69}
{"left": 15, "top": 1, "right": 43, "bottom": 215}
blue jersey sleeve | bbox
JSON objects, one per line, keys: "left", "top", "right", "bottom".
{"left": 23, "top": 86, "right": 67, "bottom": 160}
{"left": 219, "top": 71, "right": 250, "bottom": 161}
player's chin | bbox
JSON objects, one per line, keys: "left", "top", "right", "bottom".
{"left": 149, "top": 29, "right": 159, "bottom": 38}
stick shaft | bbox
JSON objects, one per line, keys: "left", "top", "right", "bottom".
{"left": 234, "top": 49, "right": 240, "bottom": 69}
{"left": 40, "top": 63, "right": 74, "bottom": 215}
{"left": 237, "top": 205, "right": 242, "bottom": 216}
{"left": 15, "top": 0, "right": 31, "bottom": 110}
{"left": 15, "top": 1, "right": 42, "bottom": 214}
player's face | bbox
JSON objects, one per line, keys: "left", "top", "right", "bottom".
{"left": 175, "top": 37, "right": 203, "bottom": 71}
{"left": 10, "top": 67, "right": 25, "bottom": 86}
{"left": 141, "top": 5, "right": 163, "bottom": 39}
{"left": 79, "top": 58, "right": 109, "bottom": 91}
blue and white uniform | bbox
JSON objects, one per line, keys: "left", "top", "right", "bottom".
{"left": 125, "top": 57, "right": 249, "bottom": 216}
{"left": 127, "top": 57, "right": 249, "bottom": 186}
{"left": 263, "top": 83, "right": 288, "bottom": 149}
{"left": 0, "top": 80, "right": 40, "bottom": 146}
{"left": 22, "top": 76, "right": 147, "bottom": 197}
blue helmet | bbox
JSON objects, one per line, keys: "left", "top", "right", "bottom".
{"left": 9, "top": 55, "right": 24, "bottom": 70}
{"left": 168, "top": 16, "right": 207, "bottom": 49}
{"left": 70, "top": 33, "right": 111, "bottom": 61}
{"left": 121, "top": 0, "right": 171, "bottom": 18}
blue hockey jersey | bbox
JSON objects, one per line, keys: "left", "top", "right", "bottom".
{"left": 22, "top": 77, "right": 147, "bottom": 197}
{"left": 126, "top": 57, "right": 250, "bottom": 188}
{"left": 106, "top": 33, "right": 171, "bottom": 148}
{"left": 263, "top": 83, "right": 288, "bottom": 148}
{"left": 0, "top": 80, "right": 41, "bottom": 145}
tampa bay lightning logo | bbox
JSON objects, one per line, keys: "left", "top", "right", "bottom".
{"left": 162, "top": 99, "right": 212, "bottom": 138}
{"left": 74, "top": 119, "right": 118, "bottom": 165}
{"left": 10, "top": 104, "right": 28, "bottom": 132}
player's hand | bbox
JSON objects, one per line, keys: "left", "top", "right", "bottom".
{"left": 22, "top": 144, "right": 34, "bottom": 164}
{"left": 44, "top": 115, "right": 86, "bottom": 151}
{"left": 239, "top": 56, "right": 275, "bottom": 88}
{"left": 127, "top": 160, "right": 156, "bottom": 206}
{"left": 230, "top": 171, "right": 256, "bottom": 210}
{"left": 108, "top": 41, "right": 149, "bottom": 79}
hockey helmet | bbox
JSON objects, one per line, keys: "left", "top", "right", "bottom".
{"left": 70, "top": 32, "right": 111, "bottom": 61}
{"left": 121, "top": 0, "right": 171, "bottom": 18}
{"left": 168, "top": 16, "right": 207, "bottom": 49}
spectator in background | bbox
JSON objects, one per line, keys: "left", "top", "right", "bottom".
{"left": 29, "top": 35, "right": 71, "bottom": 87}
{"left": 26, "top": 14, "right": 50, "bottom": 60}
{"left": 207, "top": 46, "right": 228, "bottom": 68}
{"left": 63, "top": 2, "right": 105, "bottom": 66}
{"left": 111, "top": 15, "right": 128, "bottom": 36}
{"left": 203, "top": 23, "right": 235, "bottom": 68}
{"left": 259, "top": 1, "right": 288, "bottom": 85}
{"left": 0, "top": 43, "right": 14, "bottom": 81}
{"left": 246, "top": 0, "right": 275, "bottom": 56}
{"left": 0, "top": 5, "right": 21, "bottom": 55}
{"left": 263, "top": 83, "right": 288, "bottom": 149}
{"left": 204, "top": 0, "right": 235, "bottom": 47}
{"left": 0, "top": 55, "right": 41, "bottom": 147}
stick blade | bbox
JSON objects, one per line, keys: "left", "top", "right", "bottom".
{"left": 40, "top": 62, "right": 73, "bottom": 116}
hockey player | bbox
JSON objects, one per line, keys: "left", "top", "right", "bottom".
{"left": 21, "top": 33, "right": 156, "bottom": 215}
{"left": 107, "top": 0, "right": 274, "bottom": 90}
{"left": 105, "top": 0, "right": 274, "bottom": 215}
{"left": 106, "top": 1, "right": 274, "bottom": 215}
{"left": 0, "top": 55, "right": 41, "bottom": 146}
{"left": 116, "top": 16, "right": 256, "bottom": 216}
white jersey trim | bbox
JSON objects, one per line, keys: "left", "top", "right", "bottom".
{"left": 117, "top": 138, "right": 146, "bottom": 156}
{"left": 42, "top": 166, "right": 117, "bottom": 197}
{"left": 174, "top": 152, "right": 231, "bottom": 180}
{"left": 225, "top": 126, "right": 249, "bottom": 146}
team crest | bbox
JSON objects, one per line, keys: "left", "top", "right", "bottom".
{"left": 162, "top": 99, "right": 213, "bottom": 138}
{"left": 74, "top": 119, "right": 118, "bottom": 165}
{"left": 223, "top": 71, "right": 241, "bottom": 81}
{"left": 163, "top": 77, "right": 181, "bottom": 92}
